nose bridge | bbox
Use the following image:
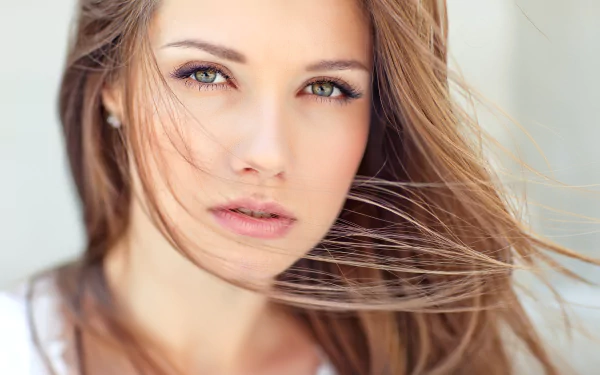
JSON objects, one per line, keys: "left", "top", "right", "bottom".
{"left": 232, "top": 93, "right": 290, "bottom": 177}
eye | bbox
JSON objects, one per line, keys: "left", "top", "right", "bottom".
{"left": 170, "top": 63, "right": 363, "bottom": 103}
{"left": 303, "top": 81, "right": 343, "bottom": 98}
{"left": 190, "top": 67, "right": 228, "bottom": 84}
{"left": 170, "top": 63, "right": 233, "bottom": 91}
{"left": 301, "top": 78, "right": 363, "bottom": 104}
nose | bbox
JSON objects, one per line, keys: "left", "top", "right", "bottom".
{"left": 229, "top": 100, "right": 289, "bottom": 180}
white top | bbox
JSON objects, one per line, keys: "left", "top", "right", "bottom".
{"left": 0, "top": 274, "right": 75, "bottom": 375}
{"left": 0, "top": 274, "right": 337, "bottom": 375}
{"left": 8, "top": 273, "right": 596, "bottom": 374}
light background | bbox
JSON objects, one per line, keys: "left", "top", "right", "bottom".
{"left": 1, "top": 0, "right": 599, "bottom": 372}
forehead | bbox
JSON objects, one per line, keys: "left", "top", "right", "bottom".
{"left": 151, "top": 0, "right": 372, "bottom": 67}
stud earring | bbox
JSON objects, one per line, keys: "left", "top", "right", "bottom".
{"left": 107, "top": 114, "right": 122, "bottom": 129}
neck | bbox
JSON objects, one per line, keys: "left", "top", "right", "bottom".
{"left": 104, "top": 229, "right": 284, "bottom": 373}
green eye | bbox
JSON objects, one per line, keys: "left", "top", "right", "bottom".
{"left": 192, "top": 68, "right": 218, "bottom": 83}
{"left": 311, "top": 82, "right": 335, "bottom": 97}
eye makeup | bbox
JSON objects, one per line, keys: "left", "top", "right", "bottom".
{"left": 169, "top": 61, "right": 364, "bottom": 105}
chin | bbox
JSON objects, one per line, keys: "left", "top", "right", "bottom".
{"left": 205, "top": 245, "right": 303, "bottom": 284}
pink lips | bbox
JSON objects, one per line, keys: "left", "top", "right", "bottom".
{"left": 209, "top": 198, "right": 297, "bottom": 239}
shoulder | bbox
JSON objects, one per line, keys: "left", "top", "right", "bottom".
{"left": 0, "top": 271, "right": 72, "bottom": 375}
{"left": 0, "top": 283, "right": 34, "bottom": 374}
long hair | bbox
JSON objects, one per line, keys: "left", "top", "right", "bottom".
{"left": 53, "top": 0, "right": 597, "bottom": 374}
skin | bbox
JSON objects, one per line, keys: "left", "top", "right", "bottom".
{"left": 102, "top": 0, "right": 373, "bottom": 373}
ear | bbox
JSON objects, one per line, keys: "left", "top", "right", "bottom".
{"left": 101, "top": 82, "right": 125, "bottom": 123}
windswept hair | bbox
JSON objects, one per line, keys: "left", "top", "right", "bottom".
{"left": 49, "top": 0, "right": 599, "bottom": 374}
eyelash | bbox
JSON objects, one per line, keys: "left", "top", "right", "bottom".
{"left": 169, "top": 63, "right": 363, "bottom": 105}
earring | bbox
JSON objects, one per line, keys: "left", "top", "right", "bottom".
{"left": 107, "top": 114, "right": 122, "bottom": 129}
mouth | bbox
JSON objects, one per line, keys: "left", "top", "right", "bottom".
{"left": 227, "top": 207, "right": 283, "bottom": 219}
{"left": 209, "top": 198, "right": 297, "bottom": 239}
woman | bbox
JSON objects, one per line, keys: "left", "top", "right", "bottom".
{"left": 0, "top": 0, "right": 595, "bottom": 374}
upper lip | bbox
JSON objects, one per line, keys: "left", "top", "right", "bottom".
{"left": 210, "top": 197, "right": 297, "bottom": 220}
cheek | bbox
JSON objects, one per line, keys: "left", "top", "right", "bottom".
{"left": 295, "top": 108, "right": 370, "bottom": 228}
{"left": 137, "top": 101, "right": 224, "bottom": 215}
{"left": 300, "top": 112, "right": 370, "bottom": 189}
{"left": 306, "top": 137, "right": 365, "bottom": 191}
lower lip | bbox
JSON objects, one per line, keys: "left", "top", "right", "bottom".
{"left": 210, "top": 209, "right": 296, "bottom": 239}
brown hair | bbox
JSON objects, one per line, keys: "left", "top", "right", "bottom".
{"left": 52, "top": 0, "right": 597, "bottom": 374}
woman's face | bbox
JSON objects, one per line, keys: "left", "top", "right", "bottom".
{"left": 123, "top": 0, "right": 373, "bottom": 281}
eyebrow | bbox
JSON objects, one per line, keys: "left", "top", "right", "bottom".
{"left": 162, "top": 39, "right": 370, "bottom": 72}
{"left": 306, "top": 59, "right": 369, "bottom": 73}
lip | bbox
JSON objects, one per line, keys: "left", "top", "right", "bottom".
{"left": 209, "top": 198, "right": 297, "bottom": 239}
